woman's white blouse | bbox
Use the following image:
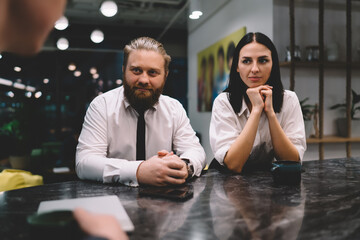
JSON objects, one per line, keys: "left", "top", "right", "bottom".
{"left": 209, "top": 90, "right": 306, "bottom": 166}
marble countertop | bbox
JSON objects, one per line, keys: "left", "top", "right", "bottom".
{"left": 0, "top": 157, "right": 359, "bottom": 239}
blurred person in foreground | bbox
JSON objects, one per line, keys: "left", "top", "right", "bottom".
{"left": 0, "top": 0, "right": 66, "bottom": 55}
{"left": 0, "top": 1, "right": 127, "bottom": 239}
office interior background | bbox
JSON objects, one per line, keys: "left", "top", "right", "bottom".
{"left": 1, "top": 0, "right": 360, "bottom": 172}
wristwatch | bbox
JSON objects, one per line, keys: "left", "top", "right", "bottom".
{"left": 181, "top": 158, "right": 194, "bottom": 179}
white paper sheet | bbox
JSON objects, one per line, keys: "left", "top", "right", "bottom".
{"left": 38, "top": 195, "right": 134, "bottom": 232}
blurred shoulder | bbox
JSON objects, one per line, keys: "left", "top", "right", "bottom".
{"left": 283, "top": 90, "right": 299, "bottom": 101}
{"left": 213, "top": 92, "right": 229, "bottom": 105}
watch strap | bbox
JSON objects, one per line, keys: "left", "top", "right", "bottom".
{"left": 181, "top": 158, "right": 194, "bottom": 179}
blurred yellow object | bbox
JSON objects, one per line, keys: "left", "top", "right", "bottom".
{"left": 203, "top": 164, "right": 209, "bottom": 171}
{"left": 0, "top": 169, "right": 43, "bottom": 192}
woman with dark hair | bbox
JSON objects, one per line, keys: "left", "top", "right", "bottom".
{"left": 209, "top": 32, "right": 306, "bottom": 173}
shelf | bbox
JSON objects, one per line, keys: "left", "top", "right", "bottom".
{"left": 307, "top": 136, "right": 360, "bottom": 144}
{"left": 282, "top": 1, "right": 357, "bottom": 159}
{"left": 280, "top": 61, "right": 360, "bottom": 69}
{"left": 275, "top": 0, "right": 360, "bottom": 12}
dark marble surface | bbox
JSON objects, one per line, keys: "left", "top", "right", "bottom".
{"left": 0, "top": 158, "right": 360, "bottom": 240}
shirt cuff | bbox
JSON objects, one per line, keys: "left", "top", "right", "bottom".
{"left": 179, "top": 155, "right": 203, "bottom": 177}
{"left": 295, "top": 145, "right": 305, "bottom": 162}
{"left": 103, "top": 160, "right": 143, "bottom": 187}
{"left": 214, "top": 146, "right": 229, "bottom": 166}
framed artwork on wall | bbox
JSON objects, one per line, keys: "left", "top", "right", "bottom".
{"left": 197, "top": 27, "right": 246, "bottom": 112}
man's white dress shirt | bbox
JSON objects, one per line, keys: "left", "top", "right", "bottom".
{"left": 76, "top": 86, "right": 206, "bottom": 186}
{"left": 209, "top": 90, "right": 306, "bottom": 169}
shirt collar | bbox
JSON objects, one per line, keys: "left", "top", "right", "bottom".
{"left": 238, "top": 97, "right": 250, "bottom": 117}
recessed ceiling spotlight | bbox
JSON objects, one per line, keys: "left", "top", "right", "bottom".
{"left": 90, "top": 67, "right": 97, "bottom": 74}
{"left": 43, "top": 78, "right": 49, "bottom": 84}
{"left": 92, "top": 73, "right": 99, "bottom": 79}
{"left": 68, "top": 63, "right": 76, "bottom": 71}
{"left": 35, "top": 91, "right": 42, "bottom": 99}
{"left": 100, "top": 1, "right": 118, "bottom": 17}
{"left": 25, "top": 92, "right": 32, "bottom": 98}
{"left": 57, "top": 38, "right": 69, "bottom": 50}
{"left": 14, "top": 66, "right": 21, "bottom": 72}
{"left": 6, "top": 91, "right": 14, "bottom": 98}
{"left": 55, "top": 16, "right": 69, "bottom": 30}
{"left": 74, "top": 70, "right": 81, "bottom": 77}
{"left": 91, "top": 29, "right": 104, "bottom": 43}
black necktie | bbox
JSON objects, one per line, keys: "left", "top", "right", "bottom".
{"left": 136, "top": 110, "right": 146, "bottom": 160}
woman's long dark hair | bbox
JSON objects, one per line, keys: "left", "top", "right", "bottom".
{"left": 224, "top": 32, "right": 284, "bottom": 113}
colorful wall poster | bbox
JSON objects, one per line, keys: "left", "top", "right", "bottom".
{"left": 197, "top": 27, "right": 246, "bottom": 112}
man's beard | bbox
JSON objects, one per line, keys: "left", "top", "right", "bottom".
{"left": 123, "top": 79, "right": 164, "bottom": 112}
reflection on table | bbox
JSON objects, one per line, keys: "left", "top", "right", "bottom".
{"left": 0, "top": 157, "right": 359, "bottom": 239}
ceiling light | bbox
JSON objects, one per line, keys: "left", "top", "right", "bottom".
{"left": 68, "top": 63, "right": 76, "bottom": 71}
{"left": 26, "top": 86, "right": 36, "bottom": 92}
{"left": 100, "top": 1, "right": 118, "bottom": 17}
{"left": 189, "top": 0, "right": 203, "bottom": 20}
{"left": 13, "top": 82, "right": 26, "bottom": 90}
{"left": 91, "top": 29, "right": 104, "bottom": 43}
{"left": 57, "top": 38, "right": 69, "bottom": 50}
{"left": 55, "top": 16, "right": 69, "bottom": 30}
{"left": 6, "top": 91, "right": 14, "bottom": 98}
{"left": 90, "top": 67, "right": 97, "bottom": 74}
{"left": 35, "top": 91, "right": 42, "bottom": 99}
{"left": 189, "top": 13, "right": 200, "bottom": 20}
{"left": 43, "top": 78, "right": 49, "bottom": 84}
{"left": 92, "top": 73, "right": 99, "bottom": 79}
{"left": 0, "top": 54, "right": 2, "bottom": 59}
{"left": 74, "top": 70, "right": 81, "bottom": 77}
{"left": 25, "top": 92, "right": 32, "bottom": 98}
{"left": 14, "top": 66, "right": 21, "bottom": 72}
{"left": 0, "top": 78, "right": 12, "bottom": 86}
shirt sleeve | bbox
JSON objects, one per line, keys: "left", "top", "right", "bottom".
{"left": 280, "top": 91, "right": 307, "bottom": 161}
{"left": 75, "top": 97, "right": 141, "bottom": 187}
{"left": 209, "top": 94, "right": 241, "bottom": 165}
{"left": 171, "top": 102, "right": 206, "bottom": 177}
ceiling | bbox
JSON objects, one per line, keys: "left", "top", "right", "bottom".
{"left": 55, "top": 0, "right": 190, "bottom": 45}
{"left": 66, "top": 0, "right": 188, "bottom": 29}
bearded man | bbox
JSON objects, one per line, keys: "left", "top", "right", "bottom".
{"left": 76, "top": 37, "right": 206, "bottom": 187}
